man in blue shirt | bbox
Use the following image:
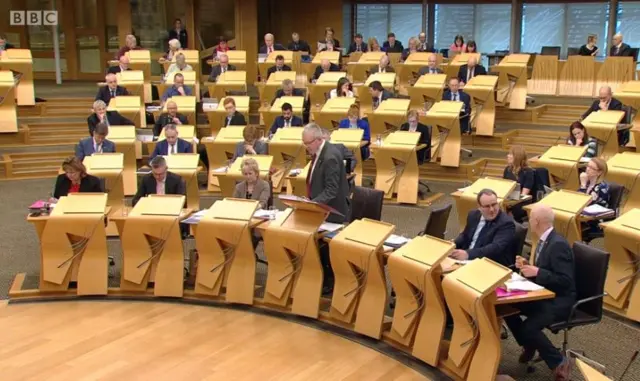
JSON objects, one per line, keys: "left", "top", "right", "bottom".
{"left": 161, "top": 73, "right": 193, "bottom": 103}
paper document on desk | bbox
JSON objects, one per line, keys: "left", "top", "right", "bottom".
{"left": 457, "top": 186, "right": 470, "bottom": 192}
{"left": 182, "top": 210, "right": 207, "bottom": 225}
{"left": 202, "top": 103, "right": 218, "bottom": 111}
{"left": 505, "top": 273, "right": 544, "bottom": 292}
{"left": 318, "top": 222, "right": 344, "bottom": 233}
{"left": 146, "top": 106, "right": 161, "bottom": 112}
{"left": 385, "top": 234, "right": 410, "bottom": 246}
{"left": 138, "top": 134, "right": 154, "bottom": 142}
{"left": 453, "top": 259, "right": 474, "bottom": 265}
{"left": 212, "top": 166, "right": 228, "bottom": 174}
{"left": 253, "top": 209, "right": 286, "bottom": 220}
{"left": 579, "top": 157, "right": 591, "bottom": 163}
{"left": 582, "top": 204, "right": 614, "bottom": 216}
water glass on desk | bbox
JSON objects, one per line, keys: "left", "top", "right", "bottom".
{"left": 376, "top": 134, "right": 382, "bottom": 146}
{"left": 121, "top": 198, "right": 130, "bottom": 217}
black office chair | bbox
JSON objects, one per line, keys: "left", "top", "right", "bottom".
{"left": 349, "top": 186, "right": 384, "bottom": 222}
{"left": 541, "top": 46, "right": 561, "bottom": 58}
{"left": 419, "top": 203, "right": 452, "bottom": 239}
{"left": 631, "top": 47, "right": 640, "bottom": 62}
{"left": 582, "top": 182, "right": 624, "bottom": 243}
{"left": 567, "top": 47, "right": 580, "bottom": 56}
{"left": 514, "top": 222, "right": 528, "bottom": 256}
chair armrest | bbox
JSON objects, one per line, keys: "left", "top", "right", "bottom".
{"left": 566, "top": 292, "right": 607, "bottom": 324}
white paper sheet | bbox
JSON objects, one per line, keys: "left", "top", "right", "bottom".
{"left": 318, "top": 222, "right": 344, "bottom": 233}
{"left": 385, "top": 234, "right": 409, "bottom": 246}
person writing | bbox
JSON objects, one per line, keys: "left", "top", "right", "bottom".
{"left": 75, "top": 123, "right": 116, "bottom": 161}
{"left": 233, "top": 158, "right": 270, "bottom": 209}
{"left": 233, "top": 125, "right": 268, "bottom": 160}
{"left": 329, "top": 77, "right": 354, "bottom": 98}
{"left": 579, "top": 35, "right": 599, "bottom": 56}
{"left": 338, "top": 104, "right": 371, "bottom": 160}
{"left": 503, "top": 145, "right": 534, "bottom": 222}
{"left": 51, "top": 156, "right": 103, "bottom": 201}
{"left": 566, "top": 121, "right": 597, "bottom": 158}
{"left": 133, "top": 156, "right": 186, "bottom": 206}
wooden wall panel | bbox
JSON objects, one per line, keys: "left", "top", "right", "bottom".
{"left": 235, "top": 0, "right": 259, "bottom": 81}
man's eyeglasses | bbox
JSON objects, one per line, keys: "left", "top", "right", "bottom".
{"left": 479, "top": 202, "right": 498, "bottom": 209}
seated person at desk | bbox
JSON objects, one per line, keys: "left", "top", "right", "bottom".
{"left": 163, "top": 38, "right": 182, "bottom": 61}
{"left": 161, "top": 73, "right": 193, "bottom": 103}
{"left": 87, "top": 100, "right": 133, "bottom": 136}
{"left": 609, "top": 33, "right": 633, "bottom": 57}
{"left": 400, "top": 110, "right": 431, "bottom": 164}
{"left": 579, "top": 158, "right": 611, "bottom": 233}
{"left": 319, "top": 27, "right": 340, "bottom": 50}
{"left": 579, "top": 34, "right": 599, "bottom": 56}
{"left": 215, "top": 37, "right": 232, "bottom": 57}
{"left": 370, "top": 55, "right": 395, "bottom": 74}
{"left": 312, "top": 59, "right": 340, "bottom": 83}
{"left": 259, "top": 33, "right": 286, "bottom": 54}
{"left": 164, "top": 53, "right": 192, "bottom": 82}
{"left": 458, "top": 56, "right": 487, "bottom": 86}
{"left": 509, "top": 204, "right": 575, "bottom": 381}
{"left": 443, "top": 77, "right": 471, "bottom": 134}
{"left": 288, "top": 32, "right": 311, "bottom": 54}
{"left": 329, "top": 77, "right": 354, "bottom": 99}
{"left": 75, "top": 123, "right": 116, "bottom": 161}
{"left": 133, "top": 156, "right": 186, "bottom": 206}
{"left": 347, "top": 33, "right": 368, "bottom": 54}
{"left": 153, "top": 100, "right": 188, "bottom": 137}
{"left": 416, "top": 32, "right": 433, "bottom": 53}
{"left": 382, "top": 32, "right": 403, "bottom": 53}
{"left": 369, "top": 81, "right": 394, "bottom": 110}
{"left": 368, "top": 37, "right": 382, "bottom": 52}
{"left": 449, "top": 35, "right": 466, "bottom": 54}
{"left": 567, "top": 121, "right": 597, "bottom": 159}
{"left": 418, "top": 53, "right": 443, "bottom": 76}
{"left": 96, "top": 73, "right": 129, "bottom": 105}
{"left": 269, "top": 102, "right": 303, "bottom": 135}
{"left": 115, "top": 34, "right": 141, "bottom": 59}
{"left": 338, "top": 104, "right": 371, "bottom": 160}
{"left": 222, "top": 98, "right": 247, "bottom": 127}
{"left": 503, "top": 145, "right": 534, "bottom": 223}
{"left": 272, "top": 79, "right": 304, "bottom": 103}
{"left": 233, "top": 158, "right": 270, "bottom": 209}
{"left": 465, "top": 40, "right": 478, "bottom": 53}
{"left": 401, "top": 37, "right": 418, "bottom": 61}
{"left": 234, "top": 125, "right": 268, "bottom": 160}
{"left": 319, "top": 40, "right": 337, "bottom": 53}
{"left": 208, "top": 53, "right": 235, "bottom": 83}
{"left": 149, "top": 124, "right": 192, "bottom": 160}
{"left": 51, "top": 156, "right": 103, "bottom": 201}
{"left": 450, "top": 188, "right": 516, "bottom": 266}
{"left": 581, "top": 85, "right": 627, "bottom": 146}
{"left": 107, "top": 55, "right": 130, "bottom": 75}
{"left": 266, "top": 54, "right": 291, "bottom": 78}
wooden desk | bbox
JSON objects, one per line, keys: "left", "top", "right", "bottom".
{"left": 332, "top": 128, "right": 364, "bottom": 186}
{"left": 146, "top": 125, "right": 196, "bottom": 155}
{"left": 396, "top": 52, "right": 444, "bottom": 86}
{"left": 107, "top": 126, "right": 137, "bottom": 195}
{"left": 308, "top": 71, "right": 348, "bottom": 109}
{"left": 582, "top": 110, "right": 625, "bottom": 160}
{"left": 368, "top": 98, "right": 410, "bottom": 138}
{"left": 205, "top": 70, "right": 247, "bottom": 100}
{"left": 533, "top": 145, "right": 587, "bottom": 190}
{"left": 116, "top": 70, "right": 145, "bottom": 100}
{"left": 164, "top": 154, "right": 201, "bottom": 211}
{"left": 260, "top": 71, "right": 297, "bottom": 107}
{"left": 420, "top": 101, "right": 462, "bottom": 167}
{"left": 374, "top": 131, "right": 421, "bottom": 204}
{"left": 558, "top": 56, "right": 596, "bottom": 97}
{"left": 444, "top": 53, "right": 481, "bottom": 80}
{"left": 268, "top": 127, "right": 306, "bottom": 191}
{"left": 614, "top": 81, "right": 640, "bottom": 150}
{"left": 206, "top": 96, "right": 251, "bottom": 136}
{"left": 451, "top": 176, "right": 517, "bottom": 228}
{"left": 525, "top": 189, "right": 591, "bottom": 244}
{"left": 408, "top": 73, "right": 447, "bottom": 111}
{"left": 126, "top": 50, "right": 152, "bottom": 103}
{"left": 207, "top": 50, "right": 247, "bottom": 71}
{"left": 257, "top": 51, "right": 294, "bottom": 82}
{"left": 463, "top": 75, "right": 498, "bottom": 136}
{"left": 0, "top": 70, "right": 17, "bottom": 133}
{"left": 606, "top": 152, "right": 640, "bottom": 213}
{"left": 0, "top": 49, "right": 34, "bottom": 106}
{"left": 202, "top": 126, "right": 245, "bottom": 191}
{"left": 493, "top": 54, "right": 530, "bottom": 109}
{"left": 347, "top": 52, "right": 386, "bottom": 82}
{"left": 527, "top": 55, "right": 558, "bottom": 96}
{"left": 159, "top": 71, "right": 200, "bottom": 102}
{"left": 358, "top": 72, "right": 397, "bottom": 112}
{"left": 261, "top": 96, "right": 305, "bottom": 131}
{"left": 313, "top": 97, "right": 355, "bottom": 130}
{"left": 595, "top": 57, "right": 634, "bottom": 95}
{"left": 108, "top": 96, "right": 146, "bottom": 128}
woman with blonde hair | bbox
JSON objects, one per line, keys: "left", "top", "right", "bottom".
{"left": 233, "top": 158, "right": 270, "bottom": 209}
{"left": 338, "top": 104, "right": 370, "bottom": 159}
{"left": 579, "top": 157, "right": 611, "bottom": 234}
{"left": 51, "top": 156, "right": 103, "bottom": 201}
{"left": 503, "top": 145, "right": 534, "bottom": 222}
{"left": 164, "top": 38, "right": 182, "bottom": 61}
{"left": 402, "top": 37, "right": 418, "bottom": 61}
{"left": 368, "top": 37, "right": 381, "bottom": 52}
{"left": 579, "top": 34, "right": 599, "bottom": 56}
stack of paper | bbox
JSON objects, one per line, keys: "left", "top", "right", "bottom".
{"left": 582, "top": 204, "right": 614, "bottom": 216}
{"left": 385, "top": 234, "right": 409, "bottom": 247}
{"left": 182, "top": 210, "right": 207, "bottom": 224}
{"left": 319, "top": 222, "right": 344, "bottom": 233}
{"left": 504, "top": 272, "right": 544, "bottom": 292}
{"left": 212, "top": 166, "right": 228, "bottom": 174}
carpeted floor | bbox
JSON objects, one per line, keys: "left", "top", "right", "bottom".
{"left": 1, "top": 177, "right": 639, "bottom": 380}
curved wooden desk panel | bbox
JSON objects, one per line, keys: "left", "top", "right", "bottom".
{"left": 595, "top": 57, "right": 635, "bottom": 95}
{"left": 558, "top": 56, "right": 596, "bottom": 97}
{"left": 528, "top": 56, "right": 558, "bottom": 95}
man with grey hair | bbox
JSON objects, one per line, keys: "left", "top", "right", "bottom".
{"left": 164, "top": 53, "right": 193, "bottom": 82}
{"left": 506, "top": 203, "right": 575, "bottom": 380}
{"left": 133, "top": 155, "right": 186, "bottom": 206}
{"left": 458, "top": 55, "right": 487, "bottom": 86}
{"left": 96, "top": 72, "right": 129, "bottom": 104}
{"left": 87, "top": 99, "right": 133, "bottom": 136}
{"left": 581, "top": 85, "right": 627, "bottom": 145}
{"left": 259, "top": 33, "right": 285, "bottom": 54}
{"left": 610, "top": 33, "right": 632, "bottom": 57}
{"left": 149, "top": 123, "right": 192, "bottom": 160}
{"left": 116, "top": 34, "right": 139, "bottom": 59}
{"left": 108, "top": 55, "right": 131, "bottom": 74}
{"left": 208, "top": 53, "right": 236, "bottom": 83}
{"left": 312, "top": 58, "right": 340, "bottom": 82}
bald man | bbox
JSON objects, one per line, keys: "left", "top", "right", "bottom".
{"left": 208, "top": 53, "right": 236, "bottom": 83}
{"left": 418, "top": 53, "right": 443, "bottom": 75}
{"left": 506, "top": 203, "right": 575, "bottom": 380}
{"left": 259, "top": 33, "right": 285, "bottom": 54}
{"left": 108, "top": 55, "right": 131, "bottom": 74}
{"left": 370, "top": 55, "right": 395, "bottom": 74}
{"left": 458, "top": 56, "right": 487, "bottom": 85}
{"left": 609, "top": 33, "right": 633, "bottom": 57}
{"left": 582, "top": 86, "right": 627, "bottom": 145}
{"left": 312, "top": 58, "right": 340, "bottom": 82}
{"left": 95, "top": 73, "right": 129, "bottom": 104}
{"left": 416, "top": 32, "right": 433, "bottom": 53}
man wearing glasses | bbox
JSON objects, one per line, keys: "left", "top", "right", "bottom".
{"left": 450, "top": 188, "right": 516, "bottom": 267}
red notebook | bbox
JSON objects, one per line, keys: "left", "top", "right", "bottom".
{"left": 496, "top": 287, "right": 528, "bottom": 298}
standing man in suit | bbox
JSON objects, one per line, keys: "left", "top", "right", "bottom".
{"left": 582, "top": 85, "right": 627, "bottom": 145}
{"left": 168, "top": 18, "right": 188, "bottom": 49}
{"left": 161, "top": 73, "right": 193, "bottom": 103}
{"left": 383, "top": 33, "right": 404, "bottom": 53}
{"left": 87, "top": 100, "right": 134, "bottom": 136}
{"left": 259, "top": 33, "right": 286, "bottom": 54}
{"left": 507, "top": 204, "right": 575, "bottom": 381}
{"left": 443, "top": 77, "right": 472, "bottom": 134}
{"left": 266, "top": 55, "right": 291, "bottom": 78}
{"left": 312, "top": 59, "right": 340, "bottom": 82}
{"left": 451, "top": 188, "right": 516, "bottom": 267}
{"left": 75, "top": 123, "right": 116, "bottom": 161}
{"left": 208, "top": 53, "right": 236, "bottom": 83}
{"left": 369, "top": 80, "right": 393, "bottom": 110}
{"left": 96, "top": 73, "right": 129, "bottom": 105}
{"left": 133, "top": 156, "right": 186, "bottom": 206}
{"left": 222, "top": 98, "right": 247, "bottom": 127}
{"left": 370, "top": 55, "right": 395, "bottom": 74}
{"left": 288, "top": 32, "right": 311, "bottom": 55}
{"left": 149, "top": 124, "right": 192, "bottom": 160}
{"left": 609, "top": 33, "right": 633, "bottom": 57}
{"left": 153, "top": 100, "right": 188, "bottom": 136}
{"left": 347, "top": 33, "right": 368, "bottom": 54}
{"left": 269, "top": 102, "right": 303, "bottom": 135}
{"left": 107, "top": 55, "right": 130, "bottom": 75}
{"left": 400, "top": 110, "right": 431, "bottom": 164}
{"left": 321, "top": 128, "right": 357, "bottom": 188}
{"left": 418, "top": 53, "right": 443, "bottom": 76}
{"left": 416, "top": 32, "right": 433, "bottom": 52}
{"left": 458, "top": 56, "right": 487, "bottom": 86}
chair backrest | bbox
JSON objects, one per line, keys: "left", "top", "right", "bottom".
{"left": 439, "top": 48, "right": 450, "bottom": 58}
{"left": 349, "top": 186, "right": 384, "bottom": 222}
{"left": 422, "top": 203, "right": 452, "bottom": 239}
{"left": 567, "top": 47, "right": 580, "bottom": 56}
{"left": 607, "top": 182, "right": 624, "bottom": 216}
{"left": 513, "top": 222, "right": 528, "bottom": 257}
{"left": 631, "top": 47, "right": 639, "bottom": 62}
{"left": 532, "top": 167, "right": 550, "bottom": 201}
{"left": 541, "top": 46, "right": 561, "bottom": 58}
{"left": 572, "top": 242, "right": 610, "bottom": 319}
{"left": 98, "top": 177, "right": 107, "bottom": 192}
{"left": 267, "top": 180, "right": 274, "bottom": 208}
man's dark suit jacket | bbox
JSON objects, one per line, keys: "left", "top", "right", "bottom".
{"left": 288, "top": 40, "right": 311, "bottom": 53}
{"left": 400, "top": 122, "right": 431, "bottom": 163}
{"left": 609, "top": 43, "right": 633, "bottom": 57}
{"left": 87, "top": 111, "right": 134, "bottom": 136}
{"left": 2, "top": 43, "right": 15, "bottom": 50}
{"left": 443, "top": 90, "right": 472, "bottom": 133}
{"left": 153, "top": 112, "right": 189, "bottom": 136}
{"left": 208, "top": 64, "right": 236, "bottom": 82}
{"left": 309, "top": 142, "right": 351, "bottom": 223}
{"left": 416, "top": 42, "right": 434, "bottom": 53}
{"left": 53, "top": 174, "right": 103, "bottom": 199}
{"left": 418, "top": 66, "right": 443, "bottom": 76}
{"left": 259, "top": 44, "right": 286, "bottom": 54}
{"left": 107, "top": 66, "right": 131, "bottom": 75}
{"left": 458, "top": 64, "right": 488, "bottom": 83}
{"left": 269, "top": 115, "right": 304, "bottom": 135}
{"left": 150, "top": 138, "right": 192, "bottom": 160}
{"left": 222, "top": 111, "right": 247, "bottom": 127}
{"left": 132, "top": 172, "right": 186, "bottom": 206}
{"left": 383, "top": 41, "right": 404, "bottom": 53}
{"left": 347, "top": 42, "right": 368, "bottom": 54}
{"left": 312, "top": 63, "right": 340, "bottom": 81}
{"left": 582, "top": 97, "right": 623, "bottom": 119}
{"left": 369, "top": 65, "right": 395, "bottom": 74}
{"left": 530, "top": 229, "right": 577, "bottom": 312}
{"left": 266, "top": 64, "right": 292, "bottom": 78}
{"left": 95, "top": 85, "right": 129, "bottom": 105}
{"left": 454, "top": 209, "right": 516, "bottom": 267}
{"left": 168, "top": 29, "right": 188, "bottom": 49}
{"left": 272, "top": 88, "right": 305, "bottom": 105}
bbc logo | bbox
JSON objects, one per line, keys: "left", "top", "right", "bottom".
{"left": 10, "top": 11, "right": 59, "bottom": 26}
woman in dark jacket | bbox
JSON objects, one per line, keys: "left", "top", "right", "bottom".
{"left": 51, "top": 156, "right": 103, "bottom": 201}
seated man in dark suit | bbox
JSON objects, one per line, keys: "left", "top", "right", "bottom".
{"left": 458, "top": 56, "right": 487, "bottom": 86}
{"left": 609, "top": 33, "right": 633, "bottom": 57}
{"left": 400, "top": 110, "right": 431, "bottom": 164}
{"left": 259, "top": 33, "right": 286, "bottom": 54}
{"left": 312, "top": 59, "right": 340, "bottom": 83}
{"left": 382, "top": 32, "right": 403, "bottom": 53}
{"left": 161, "top": 73, "right": 193, "bottom": 103}
{"left": 507, "top": 203, "right": 575, "bottom": 381}
{"left": 266, "top": 55, "right": 291, "bottom": 79}
{"left": 582, "top": 85, "right": 627, "bottom": 145}
{"left": 75, "top": 123, "right": 116, "bottom": 161}
{"left": 443, "top": 77, "right": 472, "bottom": 134}
{"left": 269, "top": 102, "right": 304, "bottom": 135}
{"left": 96, "top": 73, "right": 129, "bottom": 105}
{"left": 418, "top": 53, "right": 443, "bottom": 76}
{"left": 368, "top": 80, "right": 394, "bottom": 110}
{"left": 153, "top": 100, "right": 188, "bottom": 136}
{"left": 370, "top": 55, "right": 395, "bottom": 74}
{"left": 221, "top": 97, "right": 247, "bottom": 127}
{"left": 107, "top": 55, "right": 130, "bottom": 74}
{"left": 347, "top": 33, "right": 368, "bottom": 54}
{"left": 133, "top": 155, "right": 186, "bottom": 205}
{"left": 450, "top": 188, "right": 516, "bottom": 267}
{"left": 149, "top": 124, "right": 192, "bottom": 160}
{"left": 272, "top": 79, "right": 305, "bottom": 104}
{"left": 416, "top": 32, "right": 434, "bottom": 53}
{"left": 207, "top": 53, "right": 236, "bottom": 83}
{"left": 87, "top": 100, "right": 134, "bottom": 136}
{"left": 287, "top": 32, "right": 311, "bottom": 54}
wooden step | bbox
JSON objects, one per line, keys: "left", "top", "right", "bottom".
{"left": 2, "top": 151, "right": 72, "bottom": 179}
